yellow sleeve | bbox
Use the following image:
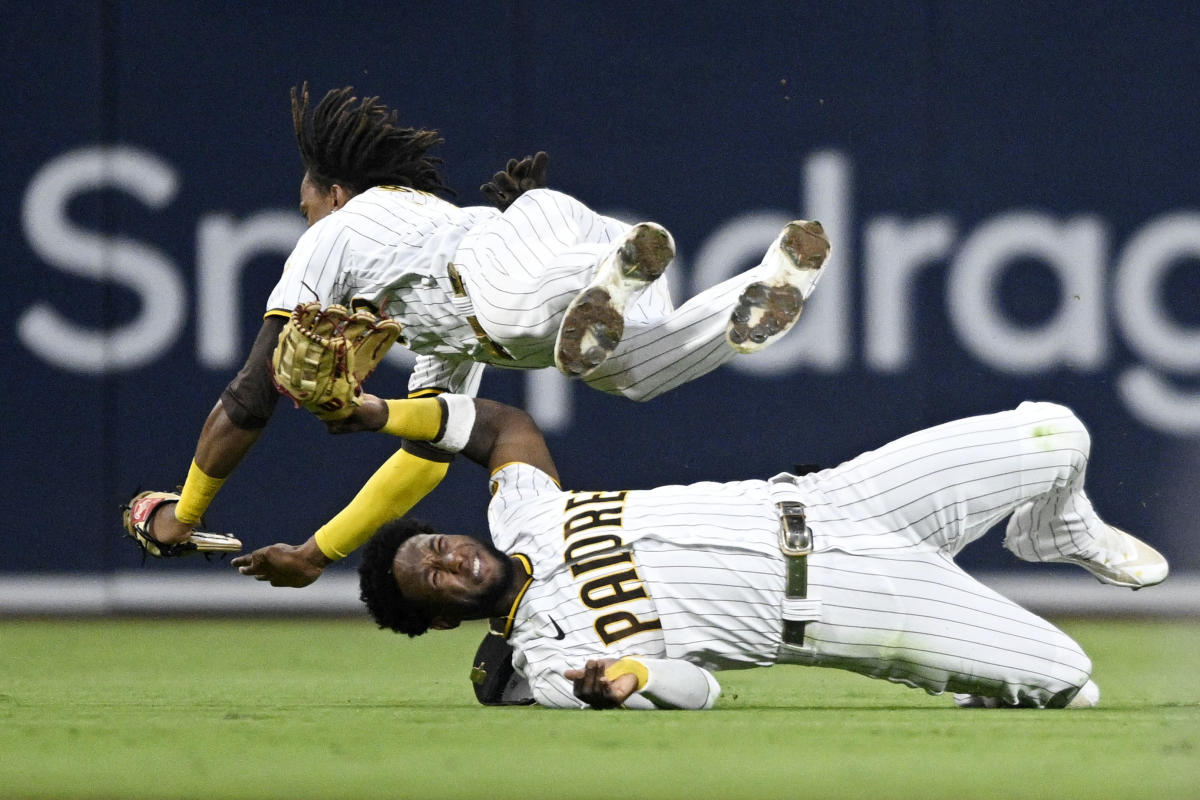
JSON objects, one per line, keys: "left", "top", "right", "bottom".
{"left": 312, "top": 448, "right": 450, "bottom": 559}
{"left": 174, "top": 460, "right": 227, "bottom": 525}
{"left": 380, "top": 398, "right": 444, "bottom": 440}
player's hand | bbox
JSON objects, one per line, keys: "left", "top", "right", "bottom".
{"left": 324, "top": 394, "right": 388, "bottom": 434}
{"left": 149, "top": 502, "right": 196, "bottom": 545}
{"left": 480, "top": 151, "right": 549, "bottom": 211}
{"left": 565, "top": 658, "right": 636, "bottom": 708}
{"left": 231, "top": 539, "right": 332, "bottom": 587}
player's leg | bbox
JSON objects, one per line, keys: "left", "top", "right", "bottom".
{"left": 452, "top": 189, "right": 633, "bottom": 353}
{"left": 581, "top": 220, "right": 829, "bottom": 401}
{"left": 800, "top": 400, "right": 1167, "bottom": 586}
{"left": 787, "top": 547, "right": 1095, "bottom": 708}
{"left": 579, "top": 285, "right": 734, "bottom": 400}
{"left": 804, "top": 403, "right": 1094, "bottom": 554}
{"left": 726, "top": 220, "right": 829, "bottom": 353}
{"left": 553, "top": 221, "right": 676, "bottom": 377}
{"left": 1000, "top": 405, "right": 1168, "bottom": 588}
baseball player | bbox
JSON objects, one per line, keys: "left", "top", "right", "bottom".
{"left": 129, "top": 83, "right": 829, "bottom": 583}
{"left": 301, "top": 391, "right": 1169, "bottom": 709}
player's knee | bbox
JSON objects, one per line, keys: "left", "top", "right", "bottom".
{"left": 1033, "top": 628, "right": 1093, "bottom": 707}
{"left": 1021, "top": 401, "right": 1091, "bottom": 472}
{"left": 1057, "top": 641, "right": 1093, "bottom": 697}
{"left": 1059, "top": 634, "right": 1092, "bottom": 679}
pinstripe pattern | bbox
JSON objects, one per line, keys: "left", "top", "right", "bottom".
{"left": 408, "top": 355, "right": 483, "bottom": 398}
{"left": 581, "top": 267, "right": 779, "bottom": 400}
{"left": 268, "top": 186, "right": 494, "bottom": 366}
{"left": 486, "top": 402, "right": 1102, "bottom": 708}
{"left": 785, "top": 551, "right": 1090, "bottom": 707}
{"left": 454, "top": 189, "right": 627, "bottom": 348}
{"left": 267, "top": 185, "right": 805, "bottom": 400}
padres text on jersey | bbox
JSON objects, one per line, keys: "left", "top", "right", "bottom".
{"left": 560, "top": 491, "right": 662, "bottom": 645}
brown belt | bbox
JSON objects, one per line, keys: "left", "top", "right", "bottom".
{"left": 446, "top": 263, "right": 515, "bottom": 361}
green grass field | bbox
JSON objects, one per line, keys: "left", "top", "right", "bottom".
{"left": 0, "top": 617, "right": 1195, "bottom": 800}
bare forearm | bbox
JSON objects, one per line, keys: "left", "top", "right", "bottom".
{"left": 195, "top": 316, "right": 285, "bottom": 475}
{"left": 193, "top": 400, "right": 266, "bottom": 477}
{"left": 151, "top": 401, "right": 264, "bottom": 542}
{"left": 190, "top": 398, "right": 264, "bottom": 474}
{"left": 151, "top": 317, "right": 283, "bottom": 543}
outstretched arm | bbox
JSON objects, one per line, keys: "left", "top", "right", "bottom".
{"left": 227, "top": 441, "right": 450, "bottom": 587}
{"left": 241, "top": 336, "right": 479, "bottom": 585}
{"left": 149, "top": 316, "right": 286, "bottom": 545}
{"left": 232, "top": 394, "right": 556, "bottom": 586}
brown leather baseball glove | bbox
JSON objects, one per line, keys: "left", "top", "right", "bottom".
{"left": 271, "top": 302, "right": 402, "bottom": 421}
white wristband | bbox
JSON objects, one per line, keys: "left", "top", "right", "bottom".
{"left": 433, "top": 394, "right": 476, "bottom": 452}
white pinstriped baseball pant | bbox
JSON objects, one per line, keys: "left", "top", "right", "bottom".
{"left": 453, "top": 188, "right": 787, "bottom": 401}
{"left": 779, "top": 401, "right": 1103, "bottom": 707}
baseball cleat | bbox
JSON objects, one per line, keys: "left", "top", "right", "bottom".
{"left": 1049, "top": 525, "right": 1169, "bottom": 589}
{"left": 726, "top": 220, "right": 830, "bottom": 354}
{"left": 554, "top": 222, "right": 675, "bottom": 377}
{"left": 953, "top": 679, "right": 1100, "bottom": 709}
{"left": 1065, "top": 679, "right": 1101, "bottom": 708}
{"left": 952, "top": 692, "right": 1005, "bottom": 709}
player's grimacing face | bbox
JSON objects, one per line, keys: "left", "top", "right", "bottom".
{"left": 392, "top": 533, "right": 510, "bottom": 618}
{"left": 299, "top": 172, "right": 337, "bottom": 227}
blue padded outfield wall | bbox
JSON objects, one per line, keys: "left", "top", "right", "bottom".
{"left": 4, "top": 1, "right": 1199, "bottom": 579}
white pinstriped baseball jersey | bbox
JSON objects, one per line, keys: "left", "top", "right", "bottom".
{"left": 486, "top": 401, "right": 1103, "bottom": 709}
{"left": 266, "top": 185, "right": 796, "bottom": 400}
{"left": 266, "top": 186, "right": 501, "bottom": 374}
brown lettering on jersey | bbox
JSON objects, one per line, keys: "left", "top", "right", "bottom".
{"left": 562, "top": 492, "right": 627, "bottom": 540}
{"left": 580, "top": 568, "right": 648, "bottom": 608}
{"left": 595, "top": 611, "right": 664, "bottom": 646}
{"left": 560, "top": 490, "right": 658, "bottom": 648}
{"left": 565, "top": 533, "right": 631, "bottom": 577}
{"left": 564, "top": 491, "right": 628, "bottom": 510}
{"left": 563, "top": 506, "right": 625, "bottom": 538}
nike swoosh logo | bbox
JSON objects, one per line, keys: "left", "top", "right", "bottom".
{"left": 548, "top": 617, "right": 566, "bottom": 640}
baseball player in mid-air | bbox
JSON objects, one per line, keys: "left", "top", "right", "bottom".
{"left": 298, "top": 390, "right": 1168, "bottom": 709}
{"left": 125, "top": 83, "right": 830, "bottom": 584}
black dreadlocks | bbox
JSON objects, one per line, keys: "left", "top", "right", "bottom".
{"left": 291, "top": 82, "right": 453, "bottom": 197}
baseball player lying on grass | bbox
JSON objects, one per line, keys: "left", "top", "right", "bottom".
{"left": 123, "top": 82, "right": 829, "bottom": 580}
{"left": 236, "top": 389, "right": 1168, "bottom": 709}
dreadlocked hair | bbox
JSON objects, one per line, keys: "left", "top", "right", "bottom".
{"left": 359, "top": 517, "right": 440, "bottom": 637}
{"left": 291, "top": 82, "right": 453, "bottom": 197}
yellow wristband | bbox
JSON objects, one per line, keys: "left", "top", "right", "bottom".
{"left": 604, "top": 658, "right": 650, "bottom": 691}
{"left": 174, "top": 460, "right": 226, "bottom": 525}
{"left": 381, "top": 398, "right": 444, "bottom": 440}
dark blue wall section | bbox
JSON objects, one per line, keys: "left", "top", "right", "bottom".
{"left": 5, "top": 1, "right": 1198, "bottom": 577}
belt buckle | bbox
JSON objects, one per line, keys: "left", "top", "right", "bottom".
{"left": 777, "top": 501, "right": 811, "bottom": 556}
{"left": 447, "top": 263, "right": 515, "bottom": 361}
